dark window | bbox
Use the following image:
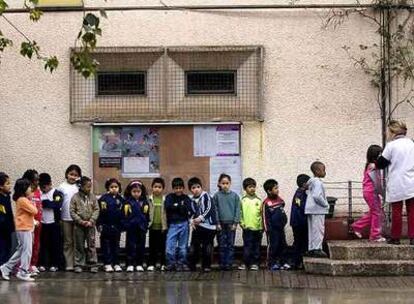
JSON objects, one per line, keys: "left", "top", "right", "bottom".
{"left": 96, "top": 72, "right": 146, "bottom": 96}
{"left": 185, "top": 70, "right": 236, "bottom": 95}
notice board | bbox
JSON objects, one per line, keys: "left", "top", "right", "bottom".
{"left": 92, "top": 124, "right": 242, "bottom": 195}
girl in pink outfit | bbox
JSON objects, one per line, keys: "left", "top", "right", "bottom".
{"left": 351, "top": 145, "right": 385, "bottom": 242}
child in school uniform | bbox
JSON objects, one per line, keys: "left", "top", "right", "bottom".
{"left": 122, "top": 180, "right": 150, "bottom": 272}
{"left": 38, "top": 173, "right": 64, "bottom": 272}
{"left": 239, "top": 178, "right": 263, "bottom": 271}
{"left": 263, "top": 179, "right": 290, "bottom": 271}
{"left": 97, "top": 178, "right": 124, "bottom": 273}
{"left": 70, "top": 176, "right": 99, "bottom": 273}
{"left": 0, "top": 172, "right": 14, "bottom": 265}
{"left": 147, "top": 178, "right": 168, "bottom": 272}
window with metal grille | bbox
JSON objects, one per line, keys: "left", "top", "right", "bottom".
{"left": 185, "top": 70, "right": 236, "bottom": 95}
{"left": 96, "top": 72, "right": 146, "bottom": 96}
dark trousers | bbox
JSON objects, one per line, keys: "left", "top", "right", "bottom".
{"left": 292, "top": 225, "right": 308, "bottom": 267}
{"left": 218, "top": 223, "right": 236, "bottom": 268}
{"left": 267, "top": 228, "right": 287, "bottom": 267}
{"left": 148, "top": 229, "right": 166, "bottom": 266}
{"left": 242, "top": 229, "right": 263, "bottom": 267}
{"left": 0, "top": 234, "right": 12, "bottom": 265}
{"left": 39, "top": 223, "right": 62, "bottom": 268}
{"left": 126, "top": 229, "right": 147, "bottom": 266}
{"left": 100, "top": 226, "right": 121, "bottom": 265}
{"left": 188, "top": 226, "right": 216, "bottom": 269}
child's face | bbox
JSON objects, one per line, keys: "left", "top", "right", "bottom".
{"left": 131, "top": 187, "right": 142, "bottom": 200}
{"left": 67, "top": 170, "right": 80, "bottom": 184}
{"left": 108, "top": 183, "right": 120, "bottom": 195}
{"left": 152, "top": 183, "right": 164, "bottom": 197}
{"left": 245, "top": 185, "right": 256, "bottom": 196}
{"left": 219, "top": 178, "right": 231, "bottom": 192}
{"left": 0, "top": 178, "right": 12, "bottom": 194}
{"left": 173, "top": 186, "right": 184, "bottom": 196}
{"left": 267, "top": 185, "right": 279, "bottom": 198}
{"left": 315, "top": 165, "right": 326, "bottom": 178}
{"left": 190, "top": 184, "right": 202, "bottom": 197}
{"left": 40, "top": 183, "right": 52, "bottom": 194}
{"left": 25, "top": 186, "right": 33, "bottom": 199}
{"left": 81, "top": 181, "right": 92, "bottom": 194}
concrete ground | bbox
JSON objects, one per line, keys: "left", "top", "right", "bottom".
{"left": 2, "top": 271, "right": 414, "bottom": 303}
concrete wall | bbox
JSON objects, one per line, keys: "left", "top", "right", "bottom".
{"left": 1, "top": 2, "right": 413, "bottom": 242}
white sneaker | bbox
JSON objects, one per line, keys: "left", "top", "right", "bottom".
{"left": 0, "top": 265, "right": 10, "bottom": 281}
{"left": 136, "top": 265, "right": 145, "bottom": 272}
{"left": 114, "top": 265, "right": 122, "bottom": 272}
{"left": 238, "top": 264, "right": 246, "bottom": 270}
{"left": 147, "top": 265, "right": 155, "bottom": 272}
{"left": 104, "top": 265, "right": 114, "bottom": 273}
{"left": 161, "top": 265, "right": 166, "bottom": 271}
{"left": 16, "top": 272, "right": 35, "bottom": 282}
{"left": 126, "top": 265, "right": 134, "bottom": 272}
{"left": 39, "top": 266, "right": 46, "bottom": 272}
{"left": 31, "top": 266, "right": 40, "bottom": 274}
{"left": 49, "top": 267, "right": 58, "bottom": 272}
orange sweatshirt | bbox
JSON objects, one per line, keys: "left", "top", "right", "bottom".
{"left": 15, "top": 197, "right": 38, "bottom": 231}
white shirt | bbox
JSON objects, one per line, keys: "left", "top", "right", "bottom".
{"left": 41, "top": 188, "right": 56, "bottom": 224}
{"left": 382, "top": 136, "right": 414, "bottom": 203}
{"left": 57, "top": 181, "right": 79, "bottom": 221}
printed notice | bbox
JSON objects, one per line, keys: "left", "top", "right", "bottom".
{"left": 194, "top": 126, "right": 217, "bottom": 157}
{"left": 209, "top": 156, "right": 242, "bottom": 195}
{"left": 122, "top": 156, "right": 150, "bottom": 174}
{"left": 216, "top": 126, "right": 240, "bottom": 156}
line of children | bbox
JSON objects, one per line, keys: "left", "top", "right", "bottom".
{"left": 1, "top": 160, "right": 335, "bottom": 280}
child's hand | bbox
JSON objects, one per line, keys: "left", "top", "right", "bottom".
{"left": 34, "top": 220, "right": 40, "bottom": 227}
{"left": 216, "top": 224, "right": 222, "bottom": 231}
{"left": 231, "top": 224, "right": 237, "bottom": 231}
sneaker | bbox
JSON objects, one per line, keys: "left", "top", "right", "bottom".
{"left": 30, "top": 266, "right": 40, "bottom": 274}
{"left": 136, "top": 265, "right": 145, "bottom": 272}
{"left": 312, "top": 250, "right": 328, "bottom": 258}
{"left": 16, "top": 272, "right": 35, "bottom": 282}
{"left": 410, "top": 239, "right": 414, "bottom": 246}
{"left": 39, "top": 266, "right": 46, "bottom": 272}
{"left": 74, "top": 267, "right": 83, "bottom": 273}
{"left": 270, "top": 264, "right": 281, "bottom": 271}
{"left": 90, "top": 267, "right": 98, "bottom": 273}
{"left": 249, "top": 265, "right": 259, "bottom": 271}
{"left": 29, "top": 270, "right": 39, "bottom": 277}
{"left": 281, "top": 263, "right": 291, "bottom": 270}
{"left": 161, "top": 265, "right": 166, "bottom": 271}
{"left": 353, "top": 231, "right": 362, "bottom": 239}
{"left": 0, "top": 265, "right": 10, "bottom": 281}
{"left": 147, "top": 265, "right": 155, "bottom": 272}
{"left": 65, "top": 267, "right": 74, "bottom": 272}
{"left": 104, "top": 265, "right": 114, "bottom": 273}
{"left": 114, "top": 265, "right": 122, "bottom": 272}
{"left": 387, "top": 238, "right": 401, "bottom": 245}
{"left": 238, "top": 264, "right": 246, "bottom": 270}
{"left": 126, "top": 265, "right": 134, "bottom": 272}
{"left": 164, "top": 265, "right": 175, "bottom": 272}
{"left": 203, "top": 268, "right": 211, "bottom": 273}
{"left": 49, "top": 267, "right": 58, "bottom": 272}
{"left": 371, "top": 237, "right": 386, "bottom": 243}
{"left": 181, "top": 265, "right": 190, "bottom": 272}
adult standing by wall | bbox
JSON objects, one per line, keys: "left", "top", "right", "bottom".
{"left": 377, "top": 120, "right": 414, "bottom": 245}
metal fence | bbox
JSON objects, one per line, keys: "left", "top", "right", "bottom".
{"left": 70, "top": 46, "right": 263, "bottom": 123}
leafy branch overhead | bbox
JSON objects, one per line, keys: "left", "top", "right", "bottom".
{"left": 0, "top": 0, "right": 104, "bottom": 77}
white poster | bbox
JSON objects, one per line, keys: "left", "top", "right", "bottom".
{"left": 216, "top": 129, "right": 240, "bottom": 156}
{"left": 122, "top": 156, "right": 150, "bottom": 174}
{"left": 194, "top": 126, "right": 217, "bottom": 157}
{"left": 209, "top": 156, "right": 242, "bottom": 195}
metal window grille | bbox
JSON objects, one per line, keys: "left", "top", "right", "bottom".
{"left": 70, "top": 46, "right": 263, "bottom": 123}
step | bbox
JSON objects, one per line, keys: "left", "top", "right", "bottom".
{"left": 328, "top": 240, "right": 414, "bottom": 260}
{"left": 304, "top": 257, "right": 414, "bottom": 276}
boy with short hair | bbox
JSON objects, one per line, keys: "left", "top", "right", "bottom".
{"left": 147, "top": 177, "right": 168, "bottom": 272}
{"left": 187, "top": 177, "right": 217, "bottom": 272}
{"left": 164, "top": 177, "right": 192, "bottom": 272}
{"left": 38, "top": 173, "right": 64, "bottom": 272}
{"left": 305, "top": 161, "right": 329, "bottom": 258}
{"left": 263, "top": 179, "right": 289, "bottom": 271}
{"left": 239, "top": 178, "right": 263, "bottom": 271}
{"left": 290, "top": 174, "right": 310, "bottom": 269}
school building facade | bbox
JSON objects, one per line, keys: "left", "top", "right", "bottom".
{"left": 1, "top": 1, "right": 413, "bottom": 219}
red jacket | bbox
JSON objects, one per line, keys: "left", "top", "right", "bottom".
{"left": 32, "top": 189, "right": 42, "bottom": 222}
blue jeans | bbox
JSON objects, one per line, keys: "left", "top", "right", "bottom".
{"left": 218, "top": 224, "right": 236, "bottom": 268}
{"left": 166, "top": 221, "right": 189, "bottom": 267}
{"left": 242, "top": 229, "right": 263, "bottom": 267}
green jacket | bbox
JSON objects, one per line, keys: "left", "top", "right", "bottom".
{"left": 240, "top": 194, "right": 263, "bottom": 231}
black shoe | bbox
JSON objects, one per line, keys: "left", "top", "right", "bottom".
{"left": 203, "top": 268, "right": 211, "bottom": 273}
{"left": 312, "top": 250, "right": 328, "bottom": 258}
{"left": 181, "top": 265, "right": 191, "bottom": 272}
{"left": 164, "top": 265, "right": 176, "bottom": 272}
{"left": 387, "top": 239, "right": 401, "bottom": 245}
{"left": 304, "top": 250, "right": 315, "bottom": 257}
{"left": 410, "top": 239, "right": 414, "bottom": 246}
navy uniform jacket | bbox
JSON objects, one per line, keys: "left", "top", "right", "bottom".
{"left": 41, "top": 189, "right": 64, "bottom": 223}
{"left": 165, "top": 193, "right": 192, "bottom": 226}
{"left": 290, "top": 188, "right": 307, "bottom": 228}
{"left": 0, "top": 193, "right": 15, "bottom": 238}
{"left": 97, "top": 193, "right": 124, "bottom": 232}
{"left": 122, "top": 197, "right": 150, "bottom": 232}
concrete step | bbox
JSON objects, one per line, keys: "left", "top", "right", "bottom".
{"left": 304, "top": 257, "right": 414, "bottom": 276}
{"left": 328, "top": 240, "right": 414, "bottom": 260}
